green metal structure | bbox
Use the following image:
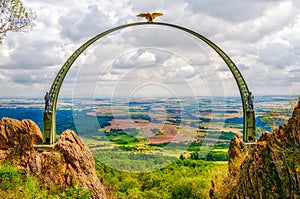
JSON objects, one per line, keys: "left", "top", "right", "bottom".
{"left": 43, "top": 22, "right": 256, "bottom": 145}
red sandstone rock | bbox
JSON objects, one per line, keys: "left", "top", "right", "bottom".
{"left": 211, "top": 100, "right": 300, "bottom": 198}
{"left": 0, "top": 117, "right": 106, "bottom": 199}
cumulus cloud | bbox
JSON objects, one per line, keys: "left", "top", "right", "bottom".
{"left": 0, "top": 0, "right": 300, "bottom": 97}
{"left": 138, "top": 51, "right": 156, "bottom": 62}
{"left": 111, "top": 49, "right": 157, "bottom": 69}
{"left": 58, "top": 5, "right": 113, "bottom": 42}
{"left": 258, "top": 42, "right": 297, "bottom": 68}
{"left": 0, "top": 73, "right": 6, "bottom": 81}
{"left": 187, "top": 0, "right": 271, "bottom": 23}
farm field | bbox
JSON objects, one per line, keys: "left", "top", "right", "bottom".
{"left": 0, "top": 95, "right": 296, "bottom": 172}
{"left": 0, "top": 95, "right": 297, "bottom": 197}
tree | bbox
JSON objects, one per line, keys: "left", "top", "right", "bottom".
{"left": 260, "top": 108, "right": 288, "bottom": 131}
{"left": 259, "top": 96, "right": 299, "bottom": 131}
{"left": 0, "top": 0, "right": 35, "bottom": 44}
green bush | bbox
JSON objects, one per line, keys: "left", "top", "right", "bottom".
{"left": 0, "top": 162, "right": 91, "bottom": 199}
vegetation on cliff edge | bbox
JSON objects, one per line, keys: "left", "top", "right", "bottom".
{"left": 0, "top": 162, "right": 91, "bottom": 199}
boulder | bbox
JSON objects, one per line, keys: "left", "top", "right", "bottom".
{"left": 0, "top": 117, "right": 106, "bottom": 199}
{"left": 212, "top": 100, "right": 300, "bottom": 198}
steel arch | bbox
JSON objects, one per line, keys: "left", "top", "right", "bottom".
{"left": 43, "top": 22, "right": 256, "bottom": 144}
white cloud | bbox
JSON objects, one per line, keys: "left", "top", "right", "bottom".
{"left": 138, "top": 51, "right": 156, "bottom": 62}
{"left": 0, "top": 73, "right": 6, "bottom": 81}
{"left": 258, "top": 42, "right": 297, "bottom": 68}
{"left": 0, "top": 0, "right": 300, "bottom": 97}
{"left": 58, "top": 4, "right": 114, "bottom": 42}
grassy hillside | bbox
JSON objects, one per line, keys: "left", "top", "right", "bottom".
{"left": 0, "top": 162, "right": 91, "bottom": 199}
{"left": 0, "top": 159, "right": 227, "bottom": 199}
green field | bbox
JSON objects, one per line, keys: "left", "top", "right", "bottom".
{"left": 69, "top": 100, "right": 241, "bottom": 197}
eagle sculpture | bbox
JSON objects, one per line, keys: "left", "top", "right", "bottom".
{"left": 137, "top": 12, "right": 163, "bottom": 23}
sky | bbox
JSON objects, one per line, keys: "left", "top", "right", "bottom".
{"left": 1, "top": 0, "right": 300, "bottom": 99}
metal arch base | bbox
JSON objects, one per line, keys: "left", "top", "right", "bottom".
{"left": 43, "top": 22, "right": 256, "bottom": 145}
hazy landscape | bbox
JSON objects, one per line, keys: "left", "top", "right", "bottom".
{"left": 1, "top": 95, "right": 298, "bottom": 198}
{"left": 0, "top": 96, "right": 294, "bottom": 170}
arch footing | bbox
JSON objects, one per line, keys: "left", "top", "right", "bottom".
{"left": 43, "top": 112, "right": 56, "bottom": 145}
{"left": 245, "top": 110, "right": 256, "bottom": 143}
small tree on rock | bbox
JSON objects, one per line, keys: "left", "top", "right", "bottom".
{"left": 260, "top": 96, "right": 299, "bottom": 131}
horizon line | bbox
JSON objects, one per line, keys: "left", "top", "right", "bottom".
{"left": 0, "top": 94, "right": 298, "bottom": 100}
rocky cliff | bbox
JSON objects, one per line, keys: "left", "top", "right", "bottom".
{"left": 0, "top": 117, "right": 106, "bottom": 199}
{"left": 211, "top": 100, "right": 300, "bottom": 198}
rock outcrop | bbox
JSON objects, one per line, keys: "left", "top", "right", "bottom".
{"left": 211, "top": 100, "right": 300, "bottom": 198}
{"left": 0, "top": 117, "right": 106, "bottom": 199}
